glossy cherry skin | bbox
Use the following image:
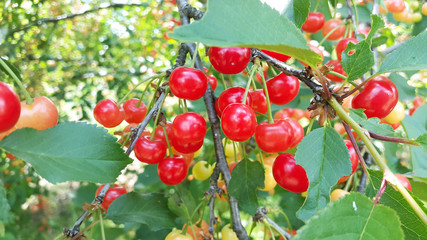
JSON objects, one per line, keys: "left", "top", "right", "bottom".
{"left": 169, "top": 66, "right": 208, "bottom": 101}
{"left": 385, "top": 0, "right": 405, "bottom": 13}
{"left": 172, "top": 137, "right": 204, "bottom": 154}
{"left": 207, "top": 74, "right": 218, "bottom": 91}
{"left": 302, "top": 12, "right": 325, "bottom": 33}
{"left": 272, "top": 153, "right": 309, "bottom": 193}
{"left": 351, "top": 76, "right": 399, "bottom": 119}
{"left": 94, "top": 99, "right": 124, "bottom": 128}
{"left": 255, "top": 119, "right": 292, "bottom": 153}
{"left": 322, "top": 19, "right": 345, "bottom": 41}
{"left": 325, "top": 60, "right": 346, "bottom": 82}
{"left": 337, "top": 140, "right": 358, "bottom": 183}
{"left": 249, "top": 90, "right": 268, "bottom": 114}
{"left": 208, "top": 47, "right": 251, "bottom": 74}
{"left": 158, "top": 156, "right": 188, "bottom": 185}
{"left": 217, "top": 86, "right": 252, "bottom": 116}
{"left": 123, "top": 98, "right": 147, "bottom": 124}
{"left": 17, "top": 96, "right": 59, "bottom": 130}
{"left": 95, "top": 184, "right": 127, "bottom": 211}
{"left": 260, "top": 50, "right": 291, "bottom": 62}
{"left": 0, "top": 82, "right": 20, "bottom": 132}
{"left": 266, "top": 73, "right": 299, "bottom": 105}
{"left": 134, "top": 136, "right": 167, "bottom": 164}
{"left": 172, "top": 112, "right": 206, "bottom": 143}
{"left": 395, "top": 174, "right": 412, "bottom": 191}
{"left": 336, "top": 38, "right": 358, "bottom": 62}
{"left": 154, "top": 122, "right": 174, "bottom": 146}
{"left": 221, "top": 103, "right": 257, "bottom": 142}
{"left": 285, "top": 118, "right": 304, "bottom": 148}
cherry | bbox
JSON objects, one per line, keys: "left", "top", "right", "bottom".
{"left": 274, "top": 108, "right": 306, "bottom": 120}
{"left": 336, "top": 38, "right": 358, "bottom": 62}
{"left": 302, "top": 12, "right": 325, "bottom": 33}
{"left": 395, "top": 174, "right": 412, "bottom": 191}
{"left": 208, "top": 47, "right": 251, "bottom": 74}
{"left": 351, "top": 76, "right": 398, "bottom": 119}
{"left": 17, "top": 96, "right": 59, "bottom": 131}
{"left": 272, "top": 153, "right": 309, "bottom": 193}
{"left": 217, "top": 86, "right": 252, "bottom": 116}
{"left": 158, "top": 155, "right": 188, "bottom": 185}
{"left": 260, "top": 49, "right": 291, "bottom": 62}
{"left": 266, "top": 73, "right": 299, "bottom": 105}
{"left": 94, "top": 99, "right": 124, "bottom": 128}
{"left": 330, "top": 189, "right": 349, "bottom": 202}
{"left": 221, "top": 103, "right": 257, "bottom": 142}
{"left": 95, "top": 184, "right": 127, "bottom": 211}
{"left": 285, "top": 118, "right": 304, "bottom": 148}
{"left": 255, "top": 119, "right": 292, "bottom": 153}
{"left": 0, "top": 82, "right": 20, "bottom": 133}
{"left": 134, "top": 136, "right": 167, "bottom": 164}
{"left": 322, "top": 19, "right": 345, "bottom": 41}
{"left": 169, "top": 66, "right": 208, "bottom": 101}
{"left": 325, "top": 60, "right": 346, "bottom": 82}
{"left": 337, "top": 140, "right": 358, "bottom": 183}
{"left": 154, "top": 122, "right": 174, "bottom": 146}
{"left": 123, "top": 98, "right": 147, "bottom": 124}
{"left": 385, "top": 0, "right": 405, "bottom": 13}
{"left": 172, "top": 137, "right": 204, "bottom": 154}
{"left": 249, "top": 89, "right": 268, "bottom": 114}
{"left": 172, "top": 112, "right": 206, "bottom": 143}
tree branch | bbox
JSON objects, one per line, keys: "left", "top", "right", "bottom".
{"left": 254, "top": 208, "right": 292, "bottom": 240}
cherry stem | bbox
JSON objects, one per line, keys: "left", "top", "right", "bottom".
{"left": 189, "top": 42, "right": 200, "bottom": 68}
{"left": 117, "top": 73, "right": 164, "bottom": 106}
{"left": 318, "top": 21, "right": 347, "bottom": 47}
{"left": 374, "top": 177, "right": 387, "bottom": 205}
{"left": 98, "top": 209, "right": 106, "bottom": 240}
{"left": 242, "top": 64, "right": 257, "bottom": 104}
{"left": 342, "top": 121, "right": 369, "bottom": 176}
{"left": 313, "top": 0, "right": 321, "bottom": 12}
{"left": 325, "top": 71, "right": 347, "bottom": 81}
{"left": 254, "top": 111, "right": 268, "bottom": 120}
{"left": 368, "top": 130, "right": 419, "bottom": 146}
{"left": 0, "top": 57, "right": 33, "bottom": 104}
{"left": 163, "top": 126, "right": 173, "bottom": 157}
{"left": 150, "top": 88, "right": 169, "bottom": 140}
{"left": 343, "top": 172, "right": 355, "bottom": 192}
{"left": 314, "top": 68, "right": 331, "bottom": 100}
{"left": 339, "top": 77, "right": 370, "bottom": 101}
{"left": 258, "top": 60, "right": 274, "bottom": 124}
{"left": 306, "top": 117, "right": 316, "bottom": 135}
{"left": 220, "top": 73, "right": 227, "bottom": 90}
{"left": 228, "top": 74, "right": 234, "bottom": 87}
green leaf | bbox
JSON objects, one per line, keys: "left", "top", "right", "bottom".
{"left": 378, "top": 31, "right": 427, "bottom": 74}
{"left": 310, "top": 0, "right": 331, "bottom": 20}
{"left": 349, "top": 109, "right": 395, "bottom": 136}
{"left": 167, "top": 184, "right": 199, "bottom": 222}
{"left": 0, "top": 122, "right": 132, "bottom": 184}
{"left": 106, "top": 192, "right": 176, "bottom": 231}
{"left": 72, "top": 183, "right": 99, "bottom": 207}
{"left": 281, "top": 0, "right": 310, "bottom": 28}
{"left": 388, "top": 73, "right": 416, "bottom": 101}
{"left": 228, "top": 158, "right": 264, "bottom": 215}
{"left": 295, "top": 126, "right": 352, "bottom": 221}
{"left": 402, "top": 116, "right": 427, "bottom": 178}
{"left": 411, "top": 179, "right": 427, "bottom": 203}
{"left": 0, "top": 181, "right": 12, "bottom": 223}
{"left": 0, "top": 57, "right": 23, "bottom": 81}
{"left": 293, "top": 193, "right": 404, "bottom": 240}
{"left": 412, "top": 105, "right": 427, "bottom": 130}
{"left": 342, "top": 15, "right": 384, "bottom": 81}
{"left": 369, "top": 169, "right": 427, "bottom": 239}
{"left": 415, "top": 133, "right": 427, "bottom": 154}
{"left": 412, "top": 15, "right": 427, "bottom": 36}
{"left": 169, "top": 0, "right": 322, "bottom": 66}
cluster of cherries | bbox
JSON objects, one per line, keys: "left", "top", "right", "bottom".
{"left": 0, "top": 82, "right": 58, "bottom": 140}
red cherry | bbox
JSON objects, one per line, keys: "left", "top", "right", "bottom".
{"left": 217, "top": 86, "right": 252, "bottom": 116}
{"left": 123, "top": 98, "right": 147, "bottom": 124}
{"left": 158, "top": 156, "right": 188, "bottom": 185}
{"left": 134, "top": 136, "right": 167, "bottom": 164}
{"left": 266, "top": 73, "right": 300, "bottom": 105}
{"left": 337, "top": 140, "right": 359, "bottom": 183}
{"left": 322, "top": 19, "right": 346, "bottom": 41}
{"left": 0, "top": 82, "right": 21, "bottom": 132}
{"left": 285, "top": 118, "right": 304, "bottom": 148}
{"left": 260, "top": 50, "right": 291, "bottom": 62}
{"left": 172, "top": 138, "right": 204, "bottom": 154}
{"left": 207, "top": 74, "right": 218, "bottom": 91}
{"left": 172, "top": 112, "right": 206, "bottom": 143}
{"left": 208, "top": 47, "right": 251, "bottom": 74}
{"left": 336, "top": 38, "right": 358, "bottom": 62}
{"left": 385, "top": 0, "right": 405, "bottom": 13}
{"left": 351, "top": 76, "right": 399, "bottom": 119}
{"left": 325, "top": 60, "right": 346, "bottom": 82}
{"left": 302, "top": 12, "right": 325, "bottom": 33}
{"left": 395, "top": 174, "right": 412, "bottom": 191}
{"left": 169, "top": 66, "right": 208, "bottom": 101}
{"left": 255, "top": 119, "right": 292, "bottom": 153}
{"left": 272, "top": 153, "right": 309, "bottom": 193}
{"left": 221, "top": 103, "right": 257, "bottom": 142}
{"left": 249, "top": 90, "right": 268, "bottom": 114}
{"left": 154, "top": 122, "right": 174, "bottom": 146}
{"left": 94, "top": 99, "right": 124, "bottom": 128}
{"left": 95, "top": 184, "right": 127, "bottom": 211}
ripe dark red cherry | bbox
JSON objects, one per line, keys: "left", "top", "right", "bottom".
{"left": 172, "top": 138, "right": 204, "bottom": 154}
{"left": 302, "top": 12, "right": 325, "bottom": 33}
{"left": 351, "top": 76, "right": 399, "bottom": 119}
{"left": 266, "top": 73, "right": 299, "bottom": 105}
{"left": 0, "top": 82, "right": 21, "bottom": 133}
{"left": 336, "top": 38, "right": 358, "bottom": 62}
{"left": 158, "top": 156, "right": 188, "bottom": 185}
{"left": 221, "top": 103, "right": 257, "bottom": 142}
{"left": 94, "top": 99, "right": 124, "bottom": 128}
{"left": 208, "top": 47, "right": 251, "bottom": 74}
{"left": 134, "top": 136, "right": 167, "bottom": 164}
{"left": 123, "top": 98, "right": 147, "bottom": 124}
{"left": 217, "top": 86, "right": 252, "bottom": 116}
{"left": 249, "top": 90, "right": 268, "bottom": 114}
{"left": 169, "top": 66, "right": 208, "bottom": 101}
{"left": 325, "top": 60, "right": 346, "bottom": 82}
{"left": 154, "top": 122, "right": 174, "bottom": 146}
{"left": 260, "top": 50, "right": 291, "bottom": 62}
{"left": 172, "top": 112, "right": 206, "bottom": 144}
{"left": 255, "top": 119, "right": 292, "bottom": 153}
{"left": 95, "top": 184, "right": 127, "bottom": 211}
{"left": 272, "top": 153, "right": 309, "bottom": 193}
{"left": 337, "top": 140, "right": 358, "bottom": 183}
{"left": 285, "top": 118, "right": 304, "bottom": 148}
{"left": 322, "top": 19, "right": 345, "bottom": 41}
